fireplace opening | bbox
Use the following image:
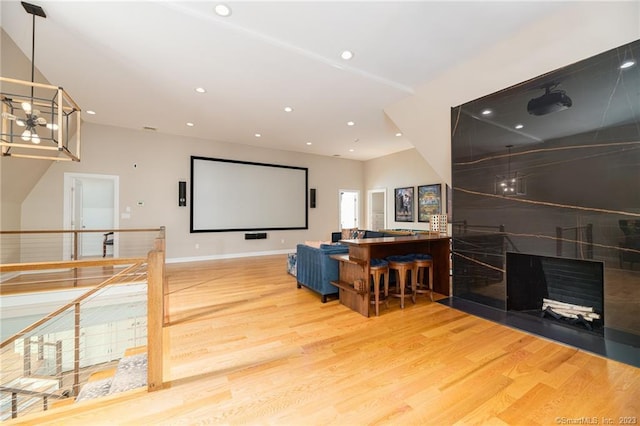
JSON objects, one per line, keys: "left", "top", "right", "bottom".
{"left": 506, "top": 252, "right": 604, "bottom": 334}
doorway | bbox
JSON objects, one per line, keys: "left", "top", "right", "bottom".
{"left": 63, "top": 173, "right": 119, "bottom": 259}
{"left": 367, "top": 189, "right": 386, "bottom": 231}
{"left": 339, "top": 189, "right": 359, "bottom": 230}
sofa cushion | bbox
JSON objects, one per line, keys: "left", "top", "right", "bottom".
{"left": 364, "top": 230, "right": 385, "bottom": 238}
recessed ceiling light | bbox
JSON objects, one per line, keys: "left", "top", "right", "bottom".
{"left": 186, "top": 122, "right": 195, "bottom": 127}
{"left": 514, "top": 124, "right": 524, "bottom": 129}
{"left": 620, "top": 60, "right": 636, "bottom": 69}
{"left": 306, "top": 142, "right": 312, "bottom": 146}
{"left": 395, "top": 132, "right": 402, "bottom": 137}
{"left": 341, "top": 50, "right": 354, "bottom": 60}
{"left": 481, "top": 109, "right": 492, "bottom": 115}
{"left": 254, "top": 133, "right": 261, "bottom": 138}
{"left": 86, "top": 110, "right": 96, "bottom": 115}
{"left": 347, "top": 121, "right": 355, "bottom": 126}
{"left": 284, "top": 106, "right": 293, "bottom": 112}
{"left": 349, "top": 148, "right": 355, "bottom": 152}
{"left": 214, "top": 4, "right": 231, "bottom": 17}
{"left": 195, "top": 87, "right": 206, "bottom": 93}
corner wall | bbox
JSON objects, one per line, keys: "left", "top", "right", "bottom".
{"left": 363, "top": 148, "right": 444, "bottom": 231}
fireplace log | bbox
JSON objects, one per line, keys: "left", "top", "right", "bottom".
{"left": 542, "top": 298, "right": 601, "bottom": 321}
{"left": 542, "top": 298, "right": 595, "bottom": 313}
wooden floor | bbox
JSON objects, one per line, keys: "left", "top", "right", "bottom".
{"left": 9, "top": 255, "right": 640, "bottom": 425}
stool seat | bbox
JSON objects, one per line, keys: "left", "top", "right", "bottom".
{"left": 386, "top": 255, "right": 417, "bottom": 309}
{"left": 369, "top": 259, "right": 389, "bottom": 316}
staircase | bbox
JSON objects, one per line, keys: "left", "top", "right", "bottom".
{"left": 1, "top": 348, "right": 148, "bottom": 419}
{"left": 75, "top": 348, "right": 147, "bottom": 403}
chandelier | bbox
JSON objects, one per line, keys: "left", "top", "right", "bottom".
{"left": 495, "top": 145, "right": 525, "bottom": 196}
{"left": 0, "top": 2, "right": 81, "bottom": 161}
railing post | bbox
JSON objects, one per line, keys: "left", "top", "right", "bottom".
{"left": 23, "top": 338, "right": 31, "bottom": 376}
{"left": 73, "top": 302, "right": 81, "bottom": 397}
{"left": 38, "top": 335, "right": 44, "bottom": 361}
{"left": 11, "top": 392, "right": 17, "bottom": 419}
{"left": 153, "top": 231, "right": 169, "bottom": 326}
{"left": 73, "top": 230, "right": 79, "bottom": 286}
{"left": 147, "top": 249, "right": 164, "bottom": 392}
{"left": 56, "top": 340, "right": 63, "bottom": 387}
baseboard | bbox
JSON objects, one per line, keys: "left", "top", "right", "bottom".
{"left": 166, "top": 249, "right": 294, "bottom": 264}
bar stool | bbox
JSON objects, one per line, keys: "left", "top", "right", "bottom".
{"left": 369, "top": 258, "right": 389, "bottom": 316}
{"left": 411, "top": 253, "right": 433, "bottom": 301}
{"left": 387, "top": 255, "right": 417, "bottom": 309}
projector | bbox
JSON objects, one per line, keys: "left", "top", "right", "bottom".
{"left": 527, "top": 88, "right": 572, "bottom": 116}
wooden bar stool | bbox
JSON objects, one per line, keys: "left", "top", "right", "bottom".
{"left": 369, "top": 258, "right": 389, "bottom": 316}
{"left": 411, "top": 253, "right": 433, "bottom": 301}
{"left": 387, "top": 255, "right": 417, "bottom": 309}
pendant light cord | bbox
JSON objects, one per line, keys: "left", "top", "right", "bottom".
{"left": 30, "top": 12, "right": 36, "bottom": 100}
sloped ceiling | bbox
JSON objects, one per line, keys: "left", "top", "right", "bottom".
{"left": 1, "top": 1, "right": 566, "bottom": 161}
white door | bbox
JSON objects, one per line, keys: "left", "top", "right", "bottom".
{"left": 64, "top": 173, "right": 119, "bottom": 259}
{"left": 339, "top": 190, "right": 359, "bottom": 230}
{"left": 368, "top": 189, "right": 386, "bottom": 231}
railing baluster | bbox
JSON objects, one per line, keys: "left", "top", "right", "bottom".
{"left": 56, "top": 340, "right": 63, "bottom": 387}
{"left": 11, "top": 392, "right": 18, "bottom": 419}
{"left": 24, "top": 337, "right": 31, "bottom": 376}
{"left": 38, "top": 335, "right": 44, "bottom": 361}
{"left": 73, "top": 302, "right": 80, "bottom": 397}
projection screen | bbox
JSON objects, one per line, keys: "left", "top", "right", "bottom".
{"left": 190, "top": 156, "right": 308, "bottom": 232}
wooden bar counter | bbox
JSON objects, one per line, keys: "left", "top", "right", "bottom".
{"left": 331, "top": 234, "right": 450, "bottom": 317}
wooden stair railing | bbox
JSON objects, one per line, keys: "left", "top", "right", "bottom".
{"left": 0, "top": 227, "right": 166, "bottom": 419}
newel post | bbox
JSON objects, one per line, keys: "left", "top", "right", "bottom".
{"left": 147, "top": 248, "right": 164, "bottom": 392}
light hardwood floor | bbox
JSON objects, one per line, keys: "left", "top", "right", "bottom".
{"left": 9, "top": 255, "right": 640, "bottom": 425}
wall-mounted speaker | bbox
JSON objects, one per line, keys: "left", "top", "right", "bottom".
{"left": 310, "top": 188, "right": 316, "bottom": 208}
{"left": 178, "top": 181, "right": 187, "bottom": 206}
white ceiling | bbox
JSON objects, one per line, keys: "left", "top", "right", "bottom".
{"left": 1, "top": 1, "right": 566, "bottom": 161}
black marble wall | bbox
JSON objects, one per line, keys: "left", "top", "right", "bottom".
{"left": 451, "top": 39, "right": 640, "bottom": 340}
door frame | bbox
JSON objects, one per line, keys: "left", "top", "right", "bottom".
{"left": 63, "top": 173, "right": 119, "bottom": 260}
{"left": 338, "top": 189, "right": 360, "bottom": 230}
{"left": 367, "top": 188, "right": 387, "bottom": 231}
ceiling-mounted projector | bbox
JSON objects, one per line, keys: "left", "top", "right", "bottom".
{"left": 527, "top": 85, "right": 572, "bottom": 116}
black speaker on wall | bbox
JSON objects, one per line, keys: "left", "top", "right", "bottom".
{"left": 310, "top": 188, "right": 316, "bottom": 208}
{"left": 178, "top": 181, "right": 187, "bottom": 206}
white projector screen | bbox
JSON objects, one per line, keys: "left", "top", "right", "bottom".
{"left": 190, "top": 156, "right": 308, "bottom": 232}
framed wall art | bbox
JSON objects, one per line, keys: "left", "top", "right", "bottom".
{"left": 394, "top": 186, "right": 414, "bottom": 222}
{"left": 418, "top": 184, "right": 442, "bottom": 222}
{"left": 446, "top": 184, "right": 452, "bottom": 222}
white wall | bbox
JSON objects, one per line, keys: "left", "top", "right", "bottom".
{"left": 20, "top": 122, "right": 364, "bottom": 261}
{"left": 386, "top": 1, "right": 640, "bottom": 184}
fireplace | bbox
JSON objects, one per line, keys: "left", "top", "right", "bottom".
{"left": 506, "top": 252, "right": 604, "bottom": 333}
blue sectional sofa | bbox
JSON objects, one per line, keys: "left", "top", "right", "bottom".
{"left": 295, "top": 230, "right": 409, "bottom": 303}
{"left": 295, "top": 243, "right": 349, "bottom": 302}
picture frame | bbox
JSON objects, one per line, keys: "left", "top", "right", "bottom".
{"left": 418, "top": 184, "right": 442, "bottom": 222}
{"left": 446, "top": 184, "right": 452, "bottom": 222}
{"left": 394, "top": 186, "right": 414, "bottom": 222}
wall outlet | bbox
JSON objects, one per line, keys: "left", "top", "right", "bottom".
{"left": 281, "top": 239, "right": 285, "bottom": 244}
{"left": 195, "top": 243, "right": 200, "bottom": 249}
